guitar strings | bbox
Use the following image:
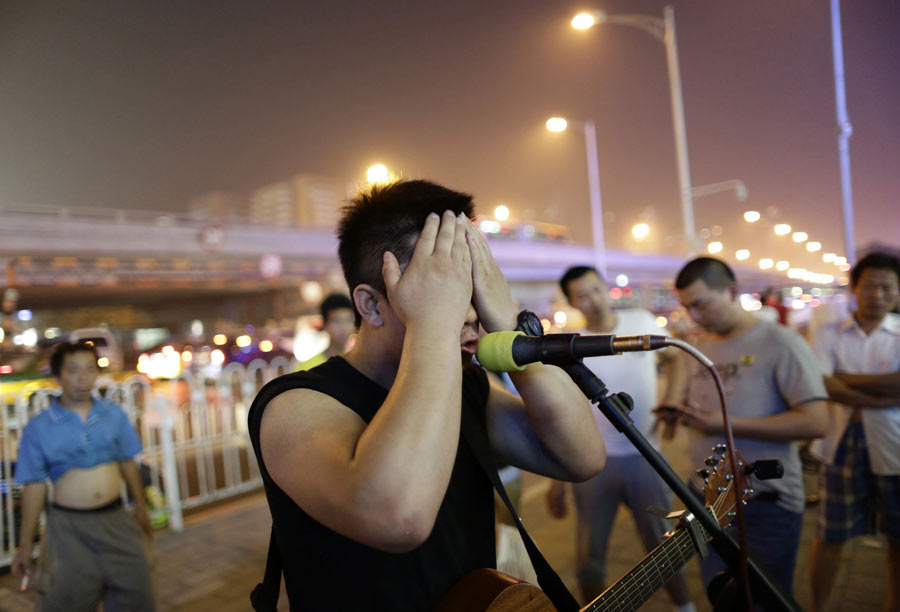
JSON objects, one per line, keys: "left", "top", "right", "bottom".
{"left": 586, "top": 473, "right": 734, "bottom": 611}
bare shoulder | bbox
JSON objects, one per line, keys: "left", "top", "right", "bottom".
{"left": 259, "top": 388, "right": 368, "bottom": 508}
{"left": 259, "top": 388, "right": 366, "bottom": 463}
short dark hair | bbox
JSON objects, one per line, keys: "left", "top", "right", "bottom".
{"left": 559, "top": 266, "right": 604, "bottom": 299}
{"left": 320, "top": 293, "right": 354, "bottom": 323}
{"left": 50, "top": 341, "right": 100, "bottom": 377}
{"left": 337, "top": 180, "right": 475, "bottom": 324}
{"left": 675, "top": 257, "right": 736, "bottom": 290}
{"left": 851, "top": 252, "right": 900, "bottom": 288}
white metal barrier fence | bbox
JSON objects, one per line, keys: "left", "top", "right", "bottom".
{"left": 0, "top": 356, "right": 294, "bottom": 568}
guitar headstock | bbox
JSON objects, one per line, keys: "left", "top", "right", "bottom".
{"left": 696, "top": 444, "right": 753, "bottom": 528}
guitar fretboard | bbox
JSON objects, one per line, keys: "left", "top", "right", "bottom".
{"left": 584, "top": 523, "right": 704, "bottom": 612}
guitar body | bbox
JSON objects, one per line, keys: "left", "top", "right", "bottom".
{"left": 437, "top": 448, "right": 748, "bottom": 612}
{"left": 434, "top": 568, "right": 556, "bottom": 612}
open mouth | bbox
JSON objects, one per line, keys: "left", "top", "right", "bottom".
{"left": 460, "top": 338, "right": 479, "bottom": 356}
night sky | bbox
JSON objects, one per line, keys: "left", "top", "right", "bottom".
{"left": 2, "top": 1, "right": 898, "bottom": 273}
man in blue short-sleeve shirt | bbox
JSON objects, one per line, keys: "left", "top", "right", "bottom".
{"left": 12, "top": 341, "right": 155, "bottom": 612}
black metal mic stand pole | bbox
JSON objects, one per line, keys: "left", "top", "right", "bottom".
{"left": 557, "top": 357, "right": 800, "bottom": 612}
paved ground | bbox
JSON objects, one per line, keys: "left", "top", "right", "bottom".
{"left": 0, "top": 429, "right": 890, "bottom": 611}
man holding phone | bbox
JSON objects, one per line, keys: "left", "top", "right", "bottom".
{"left": 672, "top": 257, "right": 828, "bottom": 598}
{"left": 545, "top": 265, "right": 694, "bottom": 609}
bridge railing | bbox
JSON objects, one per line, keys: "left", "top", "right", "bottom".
{"left": 0, "top": 357, "right": 296, "bottom": 567}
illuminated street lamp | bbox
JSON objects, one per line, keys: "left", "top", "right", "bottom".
{"left": 743, "top": 210, "right": 761, "bottom": 223}
{"left": 774, "top": 224, "right": 792, "bottom": 236}
{"left": 792, "top": 231, "right": 808, "bottom": 243}
{"left": 545, "top": 117, "right": 568, "bottom": 132}
{"left": 366, "top": 163, "right": 392, "bottom": 185}
{"left": 571, "top": 13, "right": 597, "bottom": 30}
{"left": 632, "top": 223, "right": 650, "bottom": 241}
{"left": 735, "top": 249, "right": 750, "bottom": 261}
{"left": 493, "top": 205, "right": 510, "bottom": 221}
{"left": 707, "top": 241, "right": 723, "bottom": 254}
{"left": 572, "top": 5, "right": 696, "bottom": 252}
{"left": 806, "top": 241, "right": 822, "bottom": 252}
{"left": 546, "top": 116, "right": 607, "bottom": 277}
{"left": 759, "top": 258, "right": 774, "bottom": 270}
{"left": 776, "top": 260, "right": 790, "bottom": 271}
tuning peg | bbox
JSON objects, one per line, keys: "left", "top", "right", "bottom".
{"left": 745, "top": 459, "right": 784, "bottom": 480}
{"left": 727, "top": 511, "right": 736, "bottom": 518}
{"left": 724, "top": 473, "right": 733, "bottom": 481}
{"left": 713, "top": 443, "right": 727, "bottom": 455}
{"left": 696, "top": 468, "right": 711, "bottom": 480}
{"left": 704, "top": 456, "right": 720, "bottom": 468}
{"left": 716, "top": 486, "right": 726, "bottom": 494}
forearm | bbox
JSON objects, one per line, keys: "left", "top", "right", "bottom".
{"left": 119, "top": 461, "right": 147, "bottom": 508}
{"left": 836, "top": 372, "right": 900, "bottom": 397}
{"left": 18, "top": 483, "right": 46, "bottom": 550}
{"left": 352, "top": 328, "right": 463, "bottom": 519}
{"left": 660, "top": 351, "right": 687, "bottom": 406}
{"left": 728, "top": 401, "right": 828, "bottom": 441}
{"left": 825, "top": 376, "right": 894, "bottom": 408}
{"left": 507, "top": 363, "right": 605, "bottom": 481}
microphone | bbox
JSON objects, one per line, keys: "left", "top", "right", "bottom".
{"left": 476, "top": 331, "right": 669, "bottom": 372}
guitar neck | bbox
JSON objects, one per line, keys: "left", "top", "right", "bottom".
{"left": 582, "top": 525, "right": 701, "bottom": 612}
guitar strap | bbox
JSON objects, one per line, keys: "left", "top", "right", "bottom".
{"left": 460, "top": 400, "right": 581, "bottom": 612}
{"left": 250, "top": 526, "right": 280, "bottom": 612}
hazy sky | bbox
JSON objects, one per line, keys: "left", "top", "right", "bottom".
{"left": 2, "top": 0, "right": 898, "bottom": 272}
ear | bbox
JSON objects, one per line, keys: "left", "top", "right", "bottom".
{"left": 727, "top": 282, "right": 740, "bottom": 301}
{"left": 353, "top": 284, "right": 385, "bottom": 328}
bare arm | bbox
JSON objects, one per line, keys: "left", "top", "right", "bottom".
{"left": 487, "top": 366, "right": 606, "bottom": 482}
{"left": 659, "top": 347, "right": 687, "bottom": 406}
{"left": 11, "top": 482, "right": 46, "bottom": 578}
{"left": 833, "top": 371, "right": 900, "bottom": 398}
{"left": 120, "top": 460, "right": 152, "bottom": 537}
{"left": 824, "top": 375, "right": 896, "bottom": 408}
{"left": 464, "top": 217, "right": 605, "bottom": 482}
{"left": 261, "top": 211, "right": 474, "bottom": 553}
{"left": 678, "top": 399, "right": 829, "bottom": 442}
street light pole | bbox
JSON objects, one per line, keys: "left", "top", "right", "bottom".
{"left": 662, "top": 5, "right": 696, "bottom": 253}
{"left": 583, "top": 120, "right": 608, "bottom": 279}
{"left": 574, "top": 5, "right": 696, "bottom": 253}
{"left": 829, "top": 0, "right": 856, "bottom": 264}
{"left": 547, "top": 117, "right": 608, "bottom": 279}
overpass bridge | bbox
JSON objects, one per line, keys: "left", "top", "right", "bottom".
{"left": 1, "top": 203, "right": 781, "bottom": 310}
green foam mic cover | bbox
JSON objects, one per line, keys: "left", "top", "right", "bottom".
{"left": 476, "top": 330, "right": 526, "bottom": 372}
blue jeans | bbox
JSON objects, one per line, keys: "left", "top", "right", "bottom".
{"left": 691, "top": 489, "right": 803, "bottom": 599}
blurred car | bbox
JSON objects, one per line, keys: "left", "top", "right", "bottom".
{"left": 0, "top": 344, "right": 56, "bottom": 397}
{"left": 136, "top": 335, "right": 292, "bottom": 381}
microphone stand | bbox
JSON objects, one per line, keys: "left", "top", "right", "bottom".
{"left": 557, "top": 357, "right": 799, "bottom": 612}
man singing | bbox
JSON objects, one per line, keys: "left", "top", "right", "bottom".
{"left": 248, "top": 179, "right": 606, "bottom": 611}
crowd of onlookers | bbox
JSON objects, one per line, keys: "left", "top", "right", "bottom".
{"left": 9, "top": 186, "right": 898, "bottom": 612}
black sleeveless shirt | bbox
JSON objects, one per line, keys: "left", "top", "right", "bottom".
{"left": 248, "top": 357, "right": 496, "bottom": 611}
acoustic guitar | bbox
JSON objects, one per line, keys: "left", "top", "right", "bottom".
{"left": 436, "top": 446, "right": 748, "bottom": 612}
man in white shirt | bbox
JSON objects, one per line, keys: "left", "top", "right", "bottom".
{"left": 545, "top": 266, "right": 694, "bottom": 610}
{"left": 808, "top": 251, "right": 900, "bottom": 612}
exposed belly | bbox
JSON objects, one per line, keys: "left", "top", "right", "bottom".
{"left": 53, "top": 463, "right": 122, "bottom": 509}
